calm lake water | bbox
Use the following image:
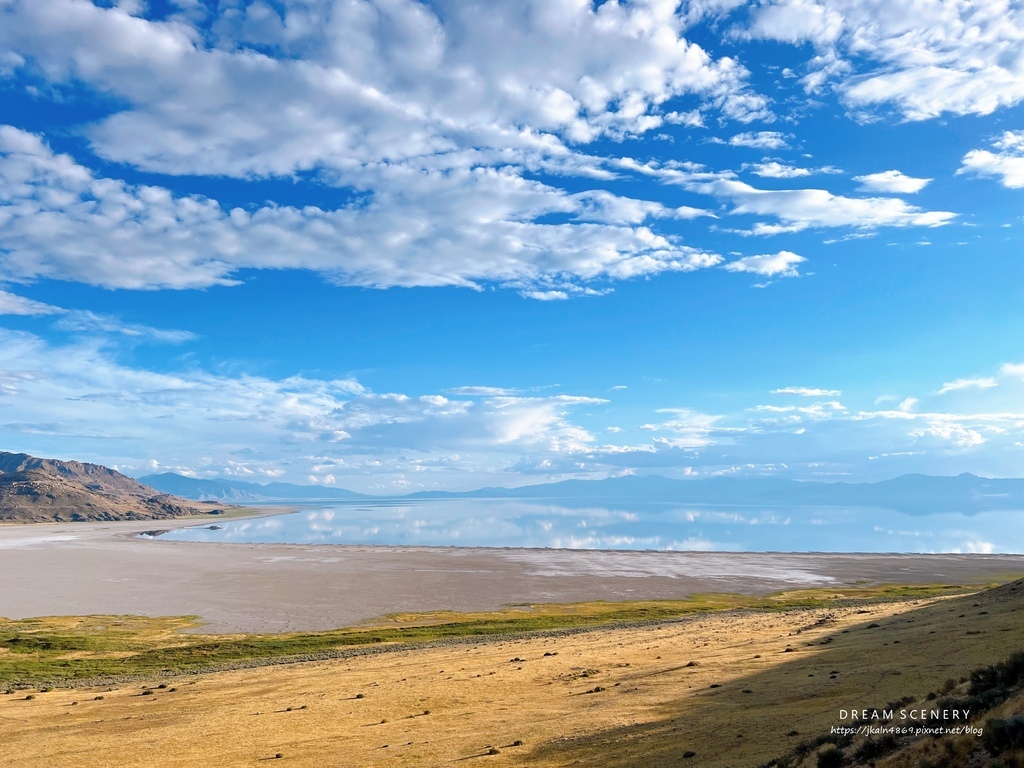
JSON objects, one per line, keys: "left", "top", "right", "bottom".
{"left": 157, "top": 498, "right": 1024, "bottom": 553}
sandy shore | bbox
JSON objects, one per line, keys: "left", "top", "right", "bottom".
{"left": 3, "top": 515, "right": 1024, "bottom": 632}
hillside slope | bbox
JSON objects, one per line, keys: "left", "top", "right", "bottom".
{"left": 0, "top": 452, "right": 227, "bottom": 522}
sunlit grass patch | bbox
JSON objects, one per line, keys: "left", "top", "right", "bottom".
{"left": 0, "top": 582, "right": 1003, "bottom": 688}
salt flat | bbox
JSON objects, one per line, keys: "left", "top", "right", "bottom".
{"left": 2, "top": 515, "right": 1022, "bottom": 633}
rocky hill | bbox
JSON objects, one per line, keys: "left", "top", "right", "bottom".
{"left": 0, "top": 451, "right": 229, "bottom": 522}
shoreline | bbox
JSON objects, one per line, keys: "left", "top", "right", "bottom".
{"left": 4, "top": 516, "right": 1024, "bottom": 633}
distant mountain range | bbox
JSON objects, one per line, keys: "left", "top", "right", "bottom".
{"left": 11, "top": 450, "right": 1020, "bottom": 524}
{"left": 138, "top": 473, "right": 370, "bottom": 502}
{"left": 140, "top": 470, "right": 1024, "bottom": 513}
{"left": 405, "top": 473, "right": 1024, "bottom": 513}
{"left": 0, "top": 452, "right": 225, "bottom": 522}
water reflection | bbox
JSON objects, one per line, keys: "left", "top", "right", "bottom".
{"left": 157, "top": 498, "right": 1024, "bottom": 553}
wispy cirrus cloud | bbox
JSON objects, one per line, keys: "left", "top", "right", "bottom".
{"left": 938, "top": 377, "right": 998, "bottom": 395}
{"left": 53, "top": 311, "right": 196, "bottom": 344}
{"left": 3, "top": 326, "right": 1024, "bottom": 486}
{"left": 0, "top": 328, "right": 609, "bottom": 491}
{"left": 0, "top": 288, "right": 62, "bottom": 316}
{"left": 773, "top": 387, "right": 842, "bottom": 397}
{"left": 699, "top": 178, "right": 956, "bottom": 234}
{"left": 0, "top": 287, "right": 192, "bottom": 342}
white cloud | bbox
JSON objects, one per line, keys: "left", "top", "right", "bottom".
{"left": 624, "top": 160, "right": 956, "bottom": 234}
{"left": 854, "top": 170, "right": 931, "bottom": 194}
{"left": 959, "top": 131, "right": 1024, "bottom": 188}
{"left": 745, "top": 161, "right": 811, "bottom": 178}
{"left": 5, "top": 326, "right": 1024, "bottom": 484}
{"left": 53, "top": 310, "right": 196, "bottom": 343}
{"left": 640, "top": 408, "right": 733, "bottom": 448}
{"left": 664, "top": 110, "right": 705, "bottom": 127}
{"left": 734, "top": 0, "right": 1024, "bottom": 121}
{"left": 0, "top": 328, "right": 610, "bottom": 490}
{"left": 772, "top": 387, "right": 842, "bottom": 397}
{"left": 938, "top": 377, "right": 998, "bottom": 395}
{"left": 0, "top": 288, "right": 62, "bottom": 316}
{"left": 910, "top": 423, "right": 986, "bottom": 448}
{"left": 520, "top": 290, "right": 569, "bottom": 301}
{"left": 0, "top": 126, "right": 722, "bottom": 294}
{"left": 729, "top": 131, "right": 792, "bottom": 149}
{"left": 0, "top": 0, "right": 770, "bottom": 178}
{"left": 742, "top": 0, "right": 844, "bottom": 46}
{"left": 723, "top": 250, "right": 806, "bottom": 277}
{"left": 445, "top": 386, "right": 520, "bottom": 397}
{"left": 691, "top": 177, "right": 956, "bottom": 233}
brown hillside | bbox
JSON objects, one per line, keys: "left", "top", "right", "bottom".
{"left": 0, "top": 451, "right": 227, "bottom": 522}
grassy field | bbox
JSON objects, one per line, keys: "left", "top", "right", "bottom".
{"left": 0, "top": 583, "right": 985, "bottom": 687}
{"left": 3, "top": 580, "right": 1024, "bottom": 767}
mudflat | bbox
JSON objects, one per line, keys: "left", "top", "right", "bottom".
{"left": 2, "top": 515, "right": 1023, "bottom": 632}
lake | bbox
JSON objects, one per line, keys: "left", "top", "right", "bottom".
{"left": 156, "top": 498, "right": 1024, "bottom": 553}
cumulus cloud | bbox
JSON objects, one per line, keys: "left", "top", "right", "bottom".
{"left": 734, "top": 0, "right": 1024, "bottom": 121}
{"left": 747, "top": 161, "right": 809, "bottom": 178}
{"left": 744, "top": 161, "right": 842, "bottom": 178}
{"left": 0, "top": 0, "right": 770, "bottom": 177}
{"left": 728, "top": 131, "right": 792, "bottom": 149}
{"left": 723, "top": 250, "right": 805, "bottom": 278}
{"left": 854, "top": 170, "right": 931, "bottom": 194}
{"left": 959, "top": 131, "right": 1024, "bottom": 188}
{"left": 0, "top": 126, "right": 722, "bottom": 294}
{"left": 742, "top": 0, "right": 844, "bottom": 46}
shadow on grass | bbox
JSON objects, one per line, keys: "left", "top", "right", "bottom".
{"left": 525, "top": 581, "right": 1024, "bottom": 768}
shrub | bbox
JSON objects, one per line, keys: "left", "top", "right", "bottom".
{"left": 854, "top": 734, "right": 898, "bottom": 760}
{"left": 970, "top": 665, "right": 1001, "bottom": 695}
{"left": 984, "top": 716, "right": 1024, "bottom": 755}
{"left": 817, "top": 746, "right": 844, "bottom": 768}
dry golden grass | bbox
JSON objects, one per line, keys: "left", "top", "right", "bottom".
{"left": 2, "top": 583, "right": 1023, "bottom": 767}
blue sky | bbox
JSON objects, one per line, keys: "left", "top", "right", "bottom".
{"left": 1, "top": 0, "right": 1023, "bottom": 492}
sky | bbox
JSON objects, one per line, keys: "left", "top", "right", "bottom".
{"left": 0, "top": 0, "right": 1023, "bottom": 493}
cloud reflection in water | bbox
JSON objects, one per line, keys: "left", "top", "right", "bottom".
{"left": 158, "top": 499, "right": 1024, "bottom": 553}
